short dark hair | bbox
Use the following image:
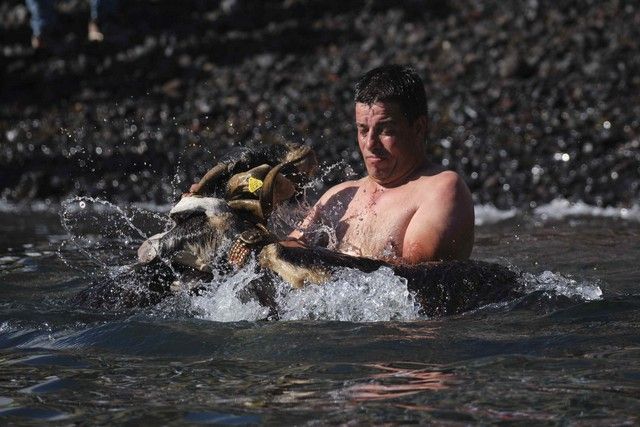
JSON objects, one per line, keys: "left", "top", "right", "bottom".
{"left": 355, "top": 65, "right": 427, "bottom": 123}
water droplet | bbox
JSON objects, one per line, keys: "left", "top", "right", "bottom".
{"left": 79, "top": 201, "right": 86, "bottom": 209}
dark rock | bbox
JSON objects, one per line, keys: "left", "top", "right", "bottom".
{"left": 0, "top": 0, "right": 638, "bottom": 209}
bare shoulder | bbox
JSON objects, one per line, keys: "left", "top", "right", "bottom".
{"left": 415, "top": 169, "right": 471, "bottom": 203}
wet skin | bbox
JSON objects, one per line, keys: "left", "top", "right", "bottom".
{"left": 291, "top": 101, "right": 474, "bottom": 264}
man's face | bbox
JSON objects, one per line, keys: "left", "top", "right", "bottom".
{"left": 355, "top": 101, "right": 426, "bottom": 186}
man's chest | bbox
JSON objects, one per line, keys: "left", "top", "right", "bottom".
{"left": 332, "top": 189, "right": 418, "bottom": 258}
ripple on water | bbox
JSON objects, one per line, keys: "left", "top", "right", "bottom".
{"left": 0, "top": 407, "right": 72, "bottom": 421}
{"left": 18, "top": 376, "right": 76, "bottom": 394}
{"left": 183, "top": 411, "right": 262, "bottom": 425}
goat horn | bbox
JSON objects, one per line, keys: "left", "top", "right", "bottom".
{"left": 191, "top": 163, "right": 227, "bottom": 195}
{"left": 258, "top": 162, "right": 285, "bottom": 223}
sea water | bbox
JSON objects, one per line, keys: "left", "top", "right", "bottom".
{"left": 0, "top": 199, "right": 639, "bottom": 424}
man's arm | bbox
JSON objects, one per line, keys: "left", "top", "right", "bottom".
{"left": 402, "top": 172, "right": 474, "bottom": 263}
{"left": 288, "top": 181, "right": 356, "bottom": 243}
{"left": 287, "top": 194, "right": 327, "bottom": 243}
{"left": 284, "top": 201, "right": 319, "bottom": 246}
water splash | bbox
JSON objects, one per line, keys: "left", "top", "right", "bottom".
{"left": 268, "top": 159, "right": 356, "bottom": 240}
{"left": 54, "top": 195, "right": 606, "bottom": 321}
{"left": 190, "top": 262, "right": 271, "bottom": 322}
{"left": 475, "top": 204, "right": 518, "bottom": 225}
{"left": 59, "top": 196, "right": 170, "bottom": 274}
{"left": 533, "top": 199, "right": 640, "bottom": 222}
{"left": 276, "top": 267, "right": 421, "bottom": 322}
{"left": 191, "top": 263, "right": 421, "bottom": 322}
{"left": 520, "top": 270, "right": 603, "bottom": 301}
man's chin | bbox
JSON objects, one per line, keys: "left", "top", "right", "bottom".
{"left": 367, "top": 170, "right": 392, "bottom": 184}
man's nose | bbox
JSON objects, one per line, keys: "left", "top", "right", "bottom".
{"left": 363, "top": 130, "right": 380, "bottom": 150}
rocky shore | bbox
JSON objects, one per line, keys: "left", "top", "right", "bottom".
{"left": 1, "top": 0, "right": 639, "bottom": 209}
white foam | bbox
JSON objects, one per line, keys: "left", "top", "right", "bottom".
{"left": 191, "top": 264, "right": 271, "bottom": 322}
{"left": 520, "top": 270, "right": 603, "bottom": 301}
{"left": 276, "top": 267, "right": 421, "bottom": 322}
{"left": 474, "top": 204, "right": 518, "bottom": 225}
{"left": 0, "top": 199, "right": 53, "bottom": 213}
{"left": 475, "top": 199, "right": 640, "bottom": 225}
{"left": 191, "top": 263, "right": 420, "bottom": 322}
{"left": 533, "top": 198, "right": 640, "bottom": 221}
{"left": 0, "top": 199, "right": 172, "bottom": 214}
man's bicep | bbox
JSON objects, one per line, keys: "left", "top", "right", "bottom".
{"left": 402, "top": 207, "right": 450, "bottom": 263}
{"left": 402, "top": 179, "right": 474, "bottom": 263}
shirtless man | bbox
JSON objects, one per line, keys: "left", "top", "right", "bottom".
{"left": 290, "top": 65, "right": 474, "bottom": 264}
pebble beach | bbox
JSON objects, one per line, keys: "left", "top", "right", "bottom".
{"left": 1, "top": 0, "right": 638, "bottom": 208}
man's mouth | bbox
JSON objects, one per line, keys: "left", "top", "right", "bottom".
{"left": 367, "top": 155, "right": 387, "bottom": 163}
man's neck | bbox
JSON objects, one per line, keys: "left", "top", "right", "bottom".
{"left": 369, "top": 158, "right": 429, "bottom": 189}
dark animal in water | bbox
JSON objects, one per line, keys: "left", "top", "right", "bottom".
{"left": 75, "top": 143, "right": 523, "bottom": 317}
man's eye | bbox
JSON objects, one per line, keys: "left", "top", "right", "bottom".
{"left": 381, "top": 127, "right": 395, "bottom": 135}
{"left": 358, "top": 128, "right": 368, "bottom": 136}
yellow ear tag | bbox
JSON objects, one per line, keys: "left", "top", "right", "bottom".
{"left": 248, "top": 177, "right": 263, "bottom": 193}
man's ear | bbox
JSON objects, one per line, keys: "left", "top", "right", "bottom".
{"left": 413, "top": 115, "right": 428, "bottom": 140}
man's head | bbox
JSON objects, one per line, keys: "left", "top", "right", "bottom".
{"left": 355, "top": 65, "right": 428, "bottom": 124}
{"left": 354, "top": 65, "right": 429, "bottom": 186}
